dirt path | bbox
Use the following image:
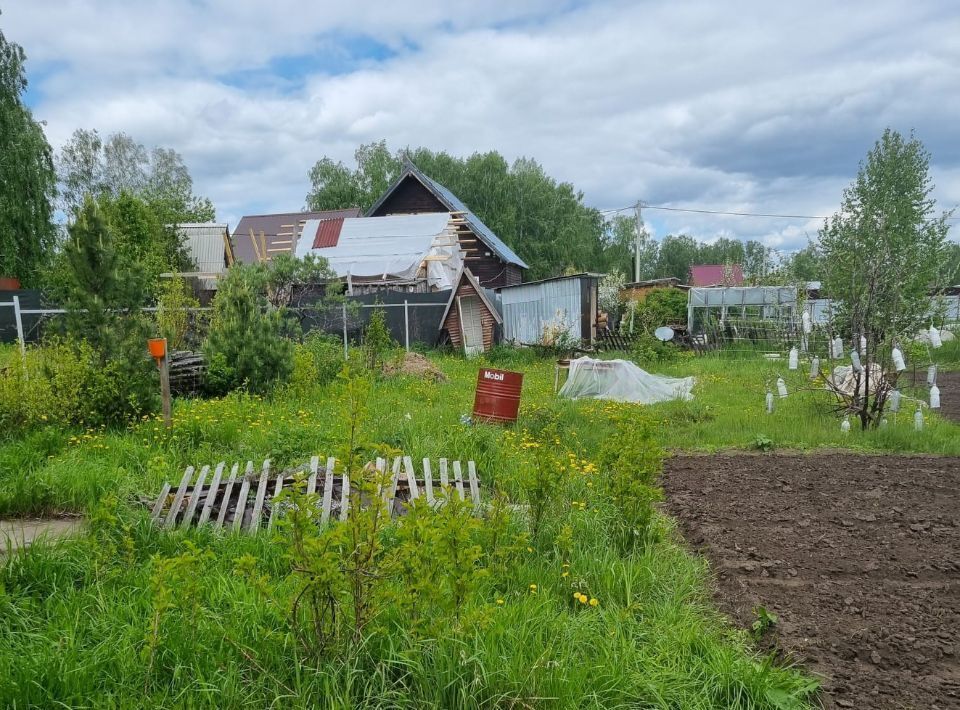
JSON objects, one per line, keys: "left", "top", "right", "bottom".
{"left": 0, "top": 518, "right": 84, "bottom": 553}
{"left": 663, "top": 453, "right": 960, "bottom": 710}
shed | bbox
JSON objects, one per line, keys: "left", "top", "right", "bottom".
{"left": 175, "top": 223, "right": 231, "bottom": 291}
{"left": 366, "top": 161, "right": 527, "bottom": 288}
{"left": 497, "top": 273, "right": 601, "bottom": 346}
{"left": 439, "top": 269, "right": 502, "bottom": 355}
{"left": 232, "top": 208, "right": 362, "bottom": 264}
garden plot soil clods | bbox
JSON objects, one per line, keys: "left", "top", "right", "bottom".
{"left": 663, "top": 453, "right": 960, "bottom": 710}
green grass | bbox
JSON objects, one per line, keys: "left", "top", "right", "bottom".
{"left": 5, "top": 342, "right": 957, "bottom": 707}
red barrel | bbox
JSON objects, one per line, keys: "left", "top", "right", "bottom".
{"left": 473, "top": 368, "right": 523, "bottom": 423}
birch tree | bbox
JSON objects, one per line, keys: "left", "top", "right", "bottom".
{"left": 819, "top": 129, "right": 951, "bottom": 429}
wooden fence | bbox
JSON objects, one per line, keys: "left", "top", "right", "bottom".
{"left": 150, "top": 456, "right": 481, "bottom": 533}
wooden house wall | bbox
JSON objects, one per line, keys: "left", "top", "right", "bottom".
{"left": 370, "top": 176, "right": 519, "bottom": 289}
{"left": 442, "top": 281, "right": 497, "bottom": 352}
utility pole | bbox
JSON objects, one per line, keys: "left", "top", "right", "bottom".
{"left": 634, "top": 201, "right": 643, "bottom": 282}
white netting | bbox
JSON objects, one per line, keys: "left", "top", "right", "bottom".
{"left": 558, "top": 357, "right": 695, "bottom": 403}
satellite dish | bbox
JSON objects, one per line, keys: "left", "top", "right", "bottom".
{"left": 654, "top": 326, "right": 675, "bottom": 342}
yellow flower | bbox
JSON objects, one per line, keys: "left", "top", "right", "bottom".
{"left": 561, "top": 571, "right": 569, "bottom": 578}
{"left": 496, "top": 599, "right": 505, "bottom": 606}
{"left": 578, "top": 594, "right": 588, "bottom": 605}
{"left": 529, "top": 584, "right": 537, "bottom": 591}
{"left": 589, "top": 598, "right": 599, "bottom": 607}
{"left": 527, "top": 547, "right": 533, "bottom": 553}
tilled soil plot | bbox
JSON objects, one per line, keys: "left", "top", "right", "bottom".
{"left": 663, "top": 453, "right": 960, "bottom": 710}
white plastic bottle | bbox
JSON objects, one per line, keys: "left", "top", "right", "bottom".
{"left": 777, "top": 377, "right": 788, "bottom": 398}
{"left": 850, "top": 350, "right": 862, "bottom": 373}
{"left": 766, "top": 390, "right": 774, "bottom": 414}
{"left": 914, "top": 407, "right": 923, "bottom": 431}
{"left": 930, "top": 385, "right": 941, "bottom": 409}
{"left": 788, "top": 347, "right": 798, "bottom": 370}
{"left": 832, "top": 336, "right": 843, "bottom": 359}
{"left": 927, "top": 364, "right": 937, "bottom": 386}
{"left": 889, "top": 389, "right": 901, "bottom": 412}
{"left": 892, "top": 347, "right": 906, "bottom": 372}
{"left": 802, "top": 310, "right": 812, "bottom": 335}
{"left": 859, "top": 335, "right": 867, "bottom": 356}
{"left": 841, "top": 416, "right": 851, "bottom": 433}
{"left": 810, "top": 357, "right": 820, "bottom": 380}
{"left": 929, "top": 324, "right": 942, "bottom": 349}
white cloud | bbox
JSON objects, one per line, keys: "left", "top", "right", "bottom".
{"left": 5, "top": 0, "right": 959, "bottom": 251}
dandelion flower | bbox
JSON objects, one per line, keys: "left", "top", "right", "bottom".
{"left": 529, "top": 584, "right": 537, "bottom": 591}
{"left": 578, "top": 594, "right": 588, "bottom": 605}
{"left": 496, "top": 599, "right": 505, "bottom": 606}
{"left": 589, "top": 598, "right": 599, "bottom": 607}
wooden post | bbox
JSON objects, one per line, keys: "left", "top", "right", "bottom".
{"left": 158, "top": 340, "right": 172, "bottom": 428}
{"left": 404, "top": 299, "right": 410, "bottom": 352}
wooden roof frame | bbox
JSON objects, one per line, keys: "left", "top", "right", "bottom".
{"left": 439, "top": 268, "right": 503, "bottom": 328}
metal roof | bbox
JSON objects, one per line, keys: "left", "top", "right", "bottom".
{"left": 688, "top": 264, "right": 744, "bottom": 287}
{"left": 177, "top": 223, "right": 229, "bottom": 274}
{"left": 366, "top": 163, "right": 529, "bottom": 270}
{"left": 232, "top": 208, "right": 362, "bottom": 264}
{"left": 496, "top": 272, "right": 603, "bottom": 291}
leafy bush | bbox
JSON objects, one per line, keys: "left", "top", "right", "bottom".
{"left": 203, "top": 265, "right": 294, "bottom": 394}
{"left": 362, "top": 307, "right": 395, "bottom": 372}
{"left": 598, "top": 419, "right": 664, "bottom": 552}
{"left": 0, "top": 338, "right": 156, "bottom": 433}
{"left": 631, "top": 333, "right": 681, "bottom": 364}
{"left": 622, "top": 287, "right": 687, "bottom": 336}
{"left": 286, "top": 333, "right": 344, "bottom": 395}
{"left": 155, "top": 276, "right": 199, "bottom": 350}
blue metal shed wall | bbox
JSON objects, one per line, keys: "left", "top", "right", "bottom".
{"left": 500, "top": 279, "right": 583, "bottom": 344}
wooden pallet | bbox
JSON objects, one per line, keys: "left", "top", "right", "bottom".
{"left": 149, "top": 456, "right": 481, "bottom": 534}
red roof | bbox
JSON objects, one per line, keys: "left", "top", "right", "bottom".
{"left": 312, "top": 218, "right": 344, "bottom": 248}
{"left": 688, "top": 264, "right": 744, "bottom": 287}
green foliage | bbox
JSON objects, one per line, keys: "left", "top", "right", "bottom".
{"left": 0, "top": 338, "right": 156, "bottom": 434}
{"left": 258, "top": 252, "right": 336, "bottom": 308}
{"left": 630, "top": 333, "right": 682, "bottom": 364}
{"left": 203, "top": 264, "right": 294, "bottom": 394}
{"left": 819, "top": 129, "right": 952, "bottom": 428}
{"left": 751, "top": 605, "right": 779, "bottom": 640}
{"left": 752, "top": 435, "right": 775, "bottom": 452}
{"left": 598, "top": 419, "right": 664, "bottom": 552}
{"left": 286, "top": 333, "right": 344, "bottom": 396}
{"left": 56, "top": 128, "right": 215, "bottom": 222}
{"left": 362, "top": 307, "right": 395, "bottom": 372}
{"left": 0, "top": 17, "right": 57, "bottom": 285}
{"left": 155, "top": 276, "right": 199, "bottom": 350}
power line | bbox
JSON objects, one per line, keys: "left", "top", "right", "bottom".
{"left": 600, "top": 201, "right": 960, "bottom": 223}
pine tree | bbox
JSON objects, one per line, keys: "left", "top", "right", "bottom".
{"left": 203, "top": 265, "right": 294, "bottom": 393}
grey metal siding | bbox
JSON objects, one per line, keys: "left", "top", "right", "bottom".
{"left": 500, "top": 279, "right": 583, "bottom": 344}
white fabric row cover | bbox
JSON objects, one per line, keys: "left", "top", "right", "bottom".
{"left": 558, "top": 357, "right": 696, "bottom": 403}
{"left": 295, "top": 213, "right": 463, "bottom": 290}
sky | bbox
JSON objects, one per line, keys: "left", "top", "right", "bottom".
{"left": 6, "top": 0, "right": 960, "bottom": 254}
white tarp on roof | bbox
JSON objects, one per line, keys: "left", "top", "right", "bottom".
{"left": 295, "top": 213, "right": 463, "bottom": 290}
{"left": 558, "top": 357, "right": 695, "bottom": 403}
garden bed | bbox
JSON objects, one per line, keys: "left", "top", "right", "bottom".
{"left": 663, "top": 453, "right": 960, "bottom": 710}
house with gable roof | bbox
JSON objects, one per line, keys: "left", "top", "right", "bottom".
{"left": 365, "top": 161, "right": 528, "bottom": 288}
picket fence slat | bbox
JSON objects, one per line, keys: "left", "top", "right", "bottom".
{"left": 164, "top": 466, "right": 195, "bottom": 529}
{"left": 422, "top": 458, "right": 434, "bottom": 505}
{"left": 452, "top": 461, "right": 466, "bottom": 501}
{"left": 339, "top": 472, "right": 350, "bottom": 521}
{"left": 214, "top": 464, "right": 239, "bottom": 530}
{"left": 232, "top": 462, "right": 254, "bottom": 532}
{"left": 180, "top": 465, "right": 210, "bottom": 528}
{"left": 197, "top": 462, "right": 225, "bottom": 526}
{"left": 249, "top": 460, "right": 270, "bottom": 533}
{"left": 403, "top": 456, "right": 418, "bottom": 500}
{"left": 150, "top": 482, "right": 171, "bottom": 521}
{"left": 320, "top": 456, "right": 335, "bottom": 524}
{"left": 306, "top": 456, "right": 319, "bottom": 497}
{"left": 267, "top": 472, "right": 284, "bottom": 531}
{"left": 467, "top": 461, "right": 480, "bottom": 508}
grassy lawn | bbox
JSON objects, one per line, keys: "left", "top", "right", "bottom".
{"left": 2, "top": 344, "right": 957, "bottom": 707}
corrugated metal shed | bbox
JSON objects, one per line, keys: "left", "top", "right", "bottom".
{"left": 232, "top": 208, "right": 361, "bottom": 264}
{"left": 497, "top": 274, "right": 600, "bottom": 345}
{"left": 177, "top": 223, "right": 230, "bottom": 289}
